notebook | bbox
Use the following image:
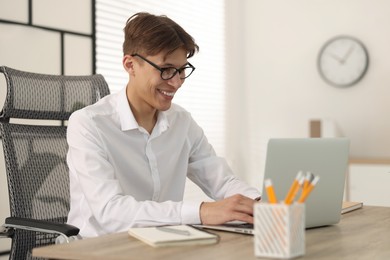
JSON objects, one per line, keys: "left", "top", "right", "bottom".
{"left": 128, "top": 225, "right": 219, "bottom": 247}
{"left": 194, "top": 138, "right": 350, "bottom": 234}
{"left": 341, "top": 201, "right": 363, "bottom": 214}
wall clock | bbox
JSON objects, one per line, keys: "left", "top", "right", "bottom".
{"left": 317, "top": 36, "right": 369, "bottom": 87}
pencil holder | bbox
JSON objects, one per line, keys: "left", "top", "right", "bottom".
{"left": 254, "top": 203, "right": 305, "bottom": 259}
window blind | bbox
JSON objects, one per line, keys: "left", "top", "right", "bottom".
{"left": 95, "top": 0, "right": 226, "bottom": 157}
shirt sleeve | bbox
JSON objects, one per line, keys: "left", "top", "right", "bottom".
{"left": 185, "top": 117, "right": 261, "bottom": 201}
{"left": 67, "top": 111, "right": 202, "bottom": 236}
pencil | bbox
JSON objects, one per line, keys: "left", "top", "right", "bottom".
{"left": 264, "top": 179, "right": 278, "bottom": 204}
{"left": 284, "top": 171, "right": 304, "bottom": 205}
{"left": 298, "top": 175, "right": 320, "bottom": 203}
{"left": 303, "top": 171, "right": 314, "bottom": 191}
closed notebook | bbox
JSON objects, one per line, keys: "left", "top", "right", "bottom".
{"left": 128, "top": 225, "right": 219, "bottom": 247}
{"left": 341, "top": 201, "right": 363, "bottom": 214}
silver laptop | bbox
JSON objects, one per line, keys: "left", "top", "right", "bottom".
{"left": 193, "top": 138, "right": 350, "bottom": 234}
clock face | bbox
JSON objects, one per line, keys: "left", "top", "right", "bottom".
{"left": 318, "top": 36, "right": 369, "bottom": 87}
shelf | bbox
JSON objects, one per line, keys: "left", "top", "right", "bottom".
{"left": 349, "top": 158, "right": 390, "bottom": 165}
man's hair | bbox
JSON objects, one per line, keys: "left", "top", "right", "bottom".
{"left": 123, "top": 12, "right": 199, "bottom": 58}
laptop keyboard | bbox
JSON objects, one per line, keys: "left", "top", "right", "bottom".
{"left": 223, "top": 222, "right": 254, "bottom": 229}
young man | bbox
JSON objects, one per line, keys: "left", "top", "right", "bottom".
{"left": 66, "top": 12, "right": 260, "bottom": 237}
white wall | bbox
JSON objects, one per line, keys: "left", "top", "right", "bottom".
{"left": 226, "top": 0, "right": 390, "bottom": 188}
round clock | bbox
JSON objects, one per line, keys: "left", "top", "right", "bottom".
{"left": 317, "top": 36, "right": 369, "bottom": 87}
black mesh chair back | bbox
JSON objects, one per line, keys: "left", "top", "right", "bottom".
{"left": 0, "top": 66, "right": 110, "bottom": 259}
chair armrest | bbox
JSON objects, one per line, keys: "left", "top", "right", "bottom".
{"left": 5, "top": 217, "right": 79, "bottom": 241}
{"left": 0, "top": 225, "right": 14, "bottom": 238}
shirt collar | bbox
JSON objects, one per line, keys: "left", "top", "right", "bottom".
{"left": 117, "top": 87, "right": 170, "bottom": 134}
{"left": 117, "top": 87, "right": 138, "bottom": 131}
{"left": 155, "top": 111, "right": 169, "bottom": 135}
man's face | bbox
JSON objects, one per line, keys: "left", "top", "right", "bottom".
{"left": 128, "top": 48, "right": 188, "bottom": 112}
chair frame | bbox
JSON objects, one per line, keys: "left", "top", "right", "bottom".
{"left": 0, "top": 66, "right": 110, "bottom": 258}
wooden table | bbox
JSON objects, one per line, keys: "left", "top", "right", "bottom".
{"left": 33, "top": 206, "right": 390, "bottom": 259}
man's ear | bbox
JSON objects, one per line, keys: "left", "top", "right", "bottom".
{"left": 123, "top": 55, "right": 135, "bottom": 75}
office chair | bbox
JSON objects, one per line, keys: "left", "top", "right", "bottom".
{"left": 0, "top": 66, "right": 110, "bottom": 259}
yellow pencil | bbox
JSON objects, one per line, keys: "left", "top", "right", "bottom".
{"left": 303, "top": 171, "right": 314, "bottom": 191}
{"left": 298, "top": 176, "right": 320, "bottom": 203}
{"left": 264, "top": 179, "right": 278, "bottom": 204}
{"left": 284, "top": 171, "right": 304, "bottom": 205}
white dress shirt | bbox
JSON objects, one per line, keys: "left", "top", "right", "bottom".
{"left": 66, "top": 87, "right": 260, "bottom": 237}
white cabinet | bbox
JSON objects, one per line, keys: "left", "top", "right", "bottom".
{"left": 346, "top": 159, "right": 390, "bottom": 207}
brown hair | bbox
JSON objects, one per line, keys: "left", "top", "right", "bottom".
{"left": 123, "top": 12, "right": 199, "bottom": 58}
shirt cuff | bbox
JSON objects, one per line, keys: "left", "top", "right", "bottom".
{"left": 246, "top": 192, "right": 262, "bottom": 201}
{"left": 180, "top": 200, "right": 203, "bottom": 224}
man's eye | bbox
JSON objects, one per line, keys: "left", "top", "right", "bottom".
{"left": 163, "top": 67, "right": 176, "bottom": 72}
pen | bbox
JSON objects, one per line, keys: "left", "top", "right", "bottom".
{"left": 264, "top": 179, "right": 278, "bottom": 204}
{"left": 156, "top": 226, "right": 191, "bottom": 236}
{"left": 298, "top": 175, "right": 320, "bottom": 203}
{"left": 284, "top": 171, "right": 304, "bottom": 205}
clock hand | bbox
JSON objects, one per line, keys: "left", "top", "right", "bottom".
{"left": 327, "top": 53, "right": 343, "bottom": 63}
{"left": 341, "top": 44, "right": 355, "bottom": 64}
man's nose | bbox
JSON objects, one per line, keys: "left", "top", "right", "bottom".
{"left": 167, "top": 73, "right": 184, "bottom": 89}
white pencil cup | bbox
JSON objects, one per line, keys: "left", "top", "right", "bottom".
{"left": 254, "top": 203, "right": 305, "bottom": 259}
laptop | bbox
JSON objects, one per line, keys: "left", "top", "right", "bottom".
{"left": 193, "top": 138, "right": 350, "bottom": 235}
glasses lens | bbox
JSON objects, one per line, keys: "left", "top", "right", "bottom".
{"left": 180, "top": 67, "right": 195, "bottom": 79}
{"left": 161, "top": 66, "right": 195, "bottom": 80}
{"left": 161, "top": 68, "right": 177, "bottom": 80}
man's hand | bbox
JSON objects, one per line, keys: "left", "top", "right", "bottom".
{"left": 200, "top": 194, "right": 256, "bottom": 225}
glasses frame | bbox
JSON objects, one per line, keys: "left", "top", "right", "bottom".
{"left": 131, "top": 54, "right": 195, "bottom": 80}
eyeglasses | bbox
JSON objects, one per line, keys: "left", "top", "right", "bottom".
{"left": 131, "top": 54, "right": 195, "bottom": 80}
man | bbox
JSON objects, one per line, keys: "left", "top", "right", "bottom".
{"left": 67, "top": 12, "right": 260, "bottom": 237}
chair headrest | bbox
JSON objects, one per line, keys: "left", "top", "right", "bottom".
{"left": 0, "top": 66, "right": 110, "bottom": 121}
